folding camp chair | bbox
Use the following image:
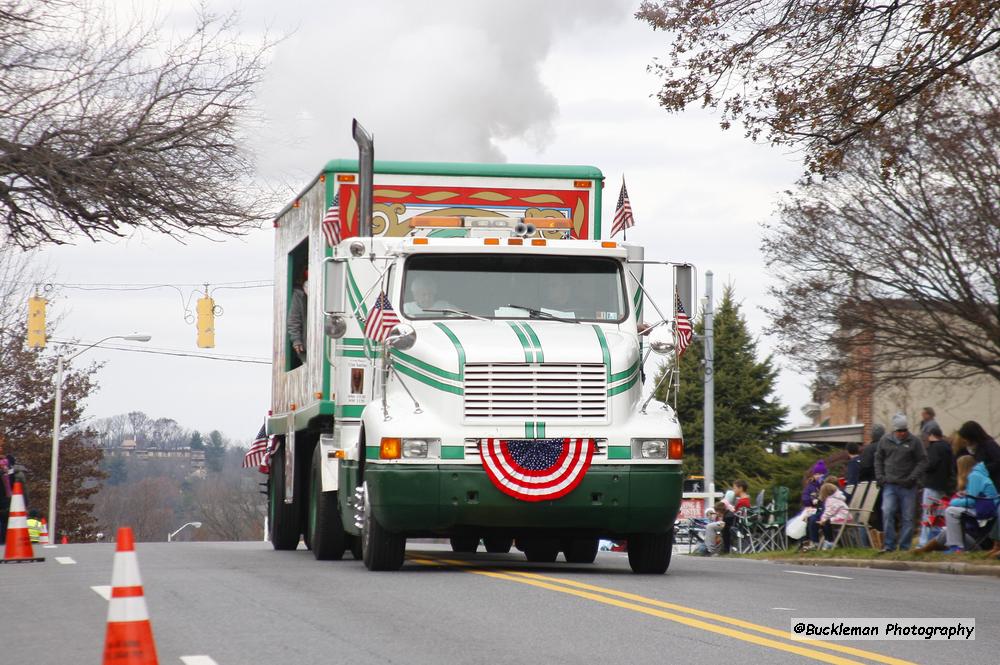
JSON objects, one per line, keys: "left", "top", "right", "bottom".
{"left": 829, "top": 480, "right": 870, "bottom": 548}
{"left": 960, "top": 494, "right": 1000, "bottom": 551}
{"left": 836, "top": 481, "right": 878, "bottom": 548}
{"left": 757, "top": 486, "right": 790, "bottom": 551}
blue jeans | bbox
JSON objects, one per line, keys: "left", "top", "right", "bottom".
{"left": 881, "top": 483, "right": 918, "bottom": 551}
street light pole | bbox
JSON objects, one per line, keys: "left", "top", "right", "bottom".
{"left": 167, "top": 521, "right": 202, "bottom": 542}
{"left": 48, "top": 334, "right": 151, "bottom": 546}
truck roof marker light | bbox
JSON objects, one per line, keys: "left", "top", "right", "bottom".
{"left": 668, "top": 438, "right": 684, "bottom": 460}
{"left": 573, "top": 180, "right": 592, "bottom": 188}
{"left": 380, "top": 438, "right": 401, "bottom": 460}
{"left": 290, "top": 403, "right": 297, "bottom": 410}
{"left": 483, "top": 238, "right": 500, "bottom": 245}
{"left": 293, "top": 200, "right": 300, "bottom": 208}
{"left": 507, "top": 238, "right": 523, "bottom": 246}
{"left": 409, "top": 216, "right": 462, "bottom": 228}
{"left": 328, "top": 449, "right": 346, "bottom": 459}
{"left": 319, "top": 174, "right": 326, "bottom": 183}
{"left": 602, "top": 241, "right": 617, "bottom": 248}
{"left": 531, "top": 239, "right": 546, "bottom": 246}
{"left": 412, "top": 237, "right": 429, "bottom": 245}
{"left": 531, "top": 219, "right": 573, "bottom": 229}
{"left": 337, "top": 174, "right": 355, "bottom": 182}
{"left": 314, "top": 391, "right": 323, "bottom": 399}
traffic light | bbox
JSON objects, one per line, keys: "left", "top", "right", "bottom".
{"left": 196, "top": 296, "right": 215, "bottom": 348}
{"left": 26, "top": 296, "right": 46, "bottom": 348}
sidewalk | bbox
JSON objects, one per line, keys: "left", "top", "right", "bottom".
{"left": 747, "top": 548, "right": 1000, "bottom": 578}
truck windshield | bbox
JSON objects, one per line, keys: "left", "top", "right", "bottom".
{"left": 401, "top": 254, "right": 627, "bottom": 323}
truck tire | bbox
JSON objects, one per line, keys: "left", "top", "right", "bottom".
{"left": 627, "top": 531, "right": 673, "bottom": 574}
{"left": 308, "top": 446, "right": 346, "bottom": 561}
{"left": 484, "top": 536, "right": 513, "bottom": 554}
{"left": 523, "top": 539, "right": 560, "bottom": 563}
{"left": 268, "top": 446, "right": 300, "bottom": 550}
{"left": 362, "top": 484, "right": 406, "bottom": 571}
{"left": 450, "top": 535, "right": 480, "bottom": 553}
{"left": 563, "top": 537, "right": 599, "bottom": 564}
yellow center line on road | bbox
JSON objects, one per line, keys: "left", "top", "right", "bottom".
{"left": 409, "top": 556, "right": 918, "bottom": 665}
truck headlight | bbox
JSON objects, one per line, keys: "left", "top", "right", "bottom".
{"left": 402, "top": 438, "right": 436, "bottom": 458}
{"left": 633, "top": 439, "right": 667, "bottom": 459}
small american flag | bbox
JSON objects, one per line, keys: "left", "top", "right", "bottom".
{"left": 322, "top": 193, "right": 342, "bottom": 246}
{"left": 610, "top": 178, "right": 634, "bottom": 237}
{"left": 243, "top": 422, "right": 270, "bottom": 469}
{"left": 364, "top": 292, "right": 401, "bottom": 342}
{"left": 675, "top": 288, "right": 693, "bottom": 357}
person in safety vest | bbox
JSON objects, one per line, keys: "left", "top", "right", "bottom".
{"left": 26, "top": 508, "right": 43, "bottom": 543}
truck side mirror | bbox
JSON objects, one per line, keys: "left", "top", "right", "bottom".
{"left": 674, "top": 264, "right": 694, "bottom": 317}
{"left": 323, "top": 257, "right": 347, "bottom": 316}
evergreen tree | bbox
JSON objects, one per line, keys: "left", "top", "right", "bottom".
{"left": 0, "top": 324, "right": 105, "bottom": 538}
{"left": 205, "top": 430, "right": 226, "bottom": 473}
{"left": 189, "top": 431, "right": 204, "bottom": 450}
{"left": 656, "top": 284, "right": 788, "bottom": 463}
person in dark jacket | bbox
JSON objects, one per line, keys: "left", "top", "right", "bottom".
{"left": 858, "top": 424, "right": 884, "bottom": 531}
{"left": 955, "top": 420, "right": 1000, "bottom": 489}
{"left": 287, "top": 271, "right": 308, "bottom": 367}
{"left": 875, "top": 414, "right": 928, "bottom": 552}
{"left": 845, "top": 443, "right": 862, "bottom": 494}
{"left": 919, "top": 425, "right": 954, "bottom": 546}
{"left": 919, "top": 406, "right": 939, "bottom": 443}
{"left": 858, "top": 424, "right": 884, "bottom": 483}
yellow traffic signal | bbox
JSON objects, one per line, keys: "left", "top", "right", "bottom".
{"left": 26, "top": 296, "right": 46, "bottom": 348}
{"left": 197, "top": 296, "right": 215, "bottom": 348}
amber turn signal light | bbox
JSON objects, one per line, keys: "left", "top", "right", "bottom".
{"left": 668, "top": 438, "right": 684, "bottom": 460}
{"left": 380, "top": 437, "right": 402, "bottom": 459}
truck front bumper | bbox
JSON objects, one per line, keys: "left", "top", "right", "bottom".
{"left": 365, "top": 464, "right": 682, "bottom": 536}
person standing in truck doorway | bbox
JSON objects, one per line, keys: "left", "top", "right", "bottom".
{"left": 288, "top": 269, "right": 307, "bottom": 366}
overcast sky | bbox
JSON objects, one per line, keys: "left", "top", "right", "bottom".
{"left": 31, "top": 0, "right": 809, "bottom": 444}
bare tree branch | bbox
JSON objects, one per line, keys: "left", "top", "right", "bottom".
{"left": 637, "top": 0, "right": 1000, "bottom": 173}
{"left": 0, "top": 0, "right": 277, "bottom": 247}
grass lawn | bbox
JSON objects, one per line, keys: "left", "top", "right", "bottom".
{"left": 736, "top": 546, "right": 1000, "bottom": 565}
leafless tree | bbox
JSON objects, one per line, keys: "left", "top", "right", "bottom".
{"left": 763, "top": 64, "right": 1000, "bottom": 386}
{"left": 637, "top": 1, "right": 1000, "bottom": 172}
{"left": 0, "top": 0, "right": 276, "bottom": 247}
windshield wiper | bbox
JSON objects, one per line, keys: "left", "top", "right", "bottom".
{"left": 504, "top": 303, "right": 579, "bottom": 324}
{"left": 422, "top": 308, "right": 491, "bottom": 322}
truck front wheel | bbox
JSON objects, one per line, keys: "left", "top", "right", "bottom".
{"left": 449, "top": 535, "right": 480, "bottom": 553}
{"left": 627, "top": 532, "right": 673, "bottom": 574}
{"left": 362, "top": 484, "right": 406, "bottom": 571}
{"left": 268, "top": 445, "right": 300, "bottom": 550}
{"left": 308, "top": 446, "right": 347, "bottom": 560}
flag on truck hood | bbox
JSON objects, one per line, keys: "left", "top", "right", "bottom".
{"left": 322, "top": 193, "right": 342, "bottom": 246}
{"left": 480, "top": 438, "right": 594, "bottom": 502}
{"left": 243, "top": 423, "right": 270, "bottom": 469}
{"left": 364, "top": 292, "right": 400, "bottom": 342}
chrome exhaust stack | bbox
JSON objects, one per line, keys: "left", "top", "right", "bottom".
{"left": 352, "top": 119, "right": 374, "bottom": 237}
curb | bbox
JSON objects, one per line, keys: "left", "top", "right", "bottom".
{"left": 764, "top": 557, "right": 1000, "bottom": 578}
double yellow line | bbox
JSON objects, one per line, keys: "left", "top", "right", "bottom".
{"left": 410, "top": 556, "right": 918, "bottom": 665}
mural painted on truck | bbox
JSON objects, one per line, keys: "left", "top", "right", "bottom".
{"left": 332, "top": 184, "right": 592, "bottom": 239}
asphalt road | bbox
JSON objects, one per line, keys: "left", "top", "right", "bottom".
{"left": 2, "top": 541, "right": 996, "bottom": 665}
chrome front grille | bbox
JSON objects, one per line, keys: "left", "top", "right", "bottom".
{"left": 464, "top": 438, "right": 607, "bottom": 460}
{"left": 463, "top": 363, "right": 607, "bottom": 421}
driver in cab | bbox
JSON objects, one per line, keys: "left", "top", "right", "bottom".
{"left": 403, "top": 277, "right": 453, "bottom": 317}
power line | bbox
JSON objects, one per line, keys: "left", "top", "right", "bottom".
{"left": 51, "top": 339, "right": 271, "bottom": 365}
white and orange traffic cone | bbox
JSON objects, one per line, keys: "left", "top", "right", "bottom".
{"left": 39, "top": 518, "right": 53, "bottom": 548}
{"left": 0, "top": 482, "right": 44, "bottom": 563}
{"left": 103, "top": 527, "right": 158, "bottom": 664}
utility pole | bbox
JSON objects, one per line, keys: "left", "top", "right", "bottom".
{"left": 703, "top": 270, "right": 715, "bottom": 502}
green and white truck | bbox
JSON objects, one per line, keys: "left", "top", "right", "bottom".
{"left": 264, "top": 122, "right": 690, "bottom": 573}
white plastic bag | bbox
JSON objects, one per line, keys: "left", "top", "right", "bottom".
{"left": 785, "top": 507, "right": 816, "bottom": 540}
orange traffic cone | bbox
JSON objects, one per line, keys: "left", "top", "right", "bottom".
{"left": 39, "top": 518, "right": 51, "bottom": 547}
{"left": 0, "top": 482, "right": 44, "bottom": 563}
{"left": 103, "top": 527, "right": 158, "bottom": 664}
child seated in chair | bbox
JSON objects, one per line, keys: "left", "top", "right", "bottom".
{"left": 695, "top": 502, "right": 731, "bottom": 556}
{"left": 806, "top": 483, "right": 850, "bottom": 550}
{"left": 942, "top": 456, "right": 998, "bottom": 554}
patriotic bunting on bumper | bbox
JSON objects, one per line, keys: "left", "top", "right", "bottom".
{"left": 480, "top": 438, "right": 594, "bottom": 502}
